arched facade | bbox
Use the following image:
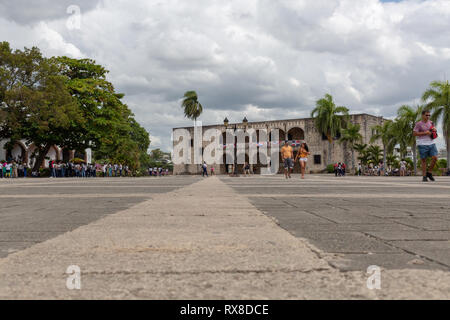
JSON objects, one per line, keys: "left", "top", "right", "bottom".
{"left": 8, "top": 142, "right": 28, "bottom": 163}
{"left": 173, "top": 114, "right": 385, "bottom": 175}
{"left": 0, "top": 140, "right": 90, "bottom": 168}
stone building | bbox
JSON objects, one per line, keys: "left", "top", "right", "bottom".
{"left": 173, "top": 113, "right": 384, "bottom": 175}
{"left": 0, "top": 139, "right": 92, "bottom": 168}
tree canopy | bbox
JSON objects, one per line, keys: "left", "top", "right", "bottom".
{"left": 0, "top": 42, "right": 150, "bottom": 170}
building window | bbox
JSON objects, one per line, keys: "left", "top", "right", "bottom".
{"left": 314, "top": 155, "right": 321, "bottom": 165}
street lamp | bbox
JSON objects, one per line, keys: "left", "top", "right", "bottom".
{"left": 224, "top": 117, "right": 245, "bottom": 177}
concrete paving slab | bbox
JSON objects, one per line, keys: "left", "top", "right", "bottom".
{"left": 390, "top": 218, "right": 450, "bottom": 231}
{"left": 366, "top": 231, "right": 450, "bottom": 241}
{"left": 329, "top": 253, "right": 448, "bottom": 271}
{"left": 290, "top": 231, "right": 401, "bottom": 254}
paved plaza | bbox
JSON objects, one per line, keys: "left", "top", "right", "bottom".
{"left": 0, "top": 175, "right": 449, "bottom": 299}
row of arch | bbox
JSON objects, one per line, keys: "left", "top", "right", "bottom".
{"left": 3, "top": 141, "right": 87, "bottom": 167}
{"left": 218, "top": 127, "right": 306, "bottom": 174}
{"left": 220, "top": 127, "right": 305, "bottom": 144}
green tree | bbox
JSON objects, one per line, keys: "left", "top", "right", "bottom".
{"left": 386, "top": 154, "right": 398, "bottom": 169}
{"left": 148, "top": 148, "right": 172, "bottom": 170}
{"left": 311, "top": 94, "right": 349, "bottom": 165}
{"left": 367, "top": 145, "right": 383, "bottom": 164}
{"left": 340, "top": 123, "right": 362, "bottom": 171}
{"left": 0, "top": 43, "right": 84, "bottom": 171}
{"left": 396, "top": 105, "right": 423, "bottom": 175}
{"left": 1, "top": 44, "right": 151, "bottom": 172}
{"left": 370, "top": 120, "right": 396, "bottom": 171}
{"left": 181, "top": 91, "right": 203, "bottom": 125}
{"left": 56, "top": 57, "right": 150, "bottom": 170}
{"left": 422, "top": 80, "right": 450, "bottom": 171}
{"left": 354, "top": 143, "right": 368, "bottom": 174}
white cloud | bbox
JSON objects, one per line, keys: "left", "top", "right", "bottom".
{"left": 1, "top": 0, "right": 449, "bottom": 151}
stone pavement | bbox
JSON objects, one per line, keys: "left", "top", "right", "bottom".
{"left": 0, "top": 176, "right": 449, "bottom": 299}
{"left": 221, "top": 175, "right": 450, "bottom": 272}
{"left": 0, "top": 177, "right": 201, "bottom": 258}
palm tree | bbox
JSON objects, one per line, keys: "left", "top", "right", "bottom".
{"left": 181, "top": 91, "right": 203, "bottom": 173}
{"left": 386, "top": 154, "right": 398, "bottom": 169}
{"left": 354, "top": 143, "right": 368, "bottom": 155}
{"left": 370, "top": 120, "right": 396, "bottom": 171}
{"left": 367, "top": 145, "right": 383, "bottom": 164}
{"left": 354, "top": 143, "right": 368, "bottom": 174}
{"left": 340, "top": 123, "right": 362, "bottom": 172}
{"left": 396, "top": 105, "right": 423, "bottom": 175}
{"left": 311, "top": 94, "right": 349, "bottom": 165}
{"left": 422, "top": 80, "right": 450, "bottom": 171}
{"left": 181, "top": 91, "right": 203, "bottom": 125}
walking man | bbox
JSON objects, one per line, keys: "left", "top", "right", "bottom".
{"left": 413, "top": 110, "right": 438, "bottom": 182}
{"left": 281, "top": 141, "right": 294, "bottom": 179}
{"left": 202, "top": 161, "right": 208, "bottom": 177}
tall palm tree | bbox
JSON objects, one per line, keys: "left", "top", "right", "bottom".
{"left": 181, "top": 91, "right": 203, "bottom": 173}
{"left": 370, "top": 120, "right": 396, "bottom": 171}
{"left": 340, "top": 123, "right": 362, "bottom": 171}
{"left": 311, "top": 94, "right": 349, "bottom": 165}
{"left": 181, "top": 91, "right": 203, "bottom": 125}
{"left": 422, "top": 80, "right": 450, "bottom": 171}
{"left": 396, "top": 105, "right": 423, "bottom": 175}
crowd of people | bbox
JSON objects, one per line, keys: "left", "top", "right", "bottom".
{"left": 0, "top": 161, "right": 29, "bottom": 178}
{"left": 333, "top": 163, "right": 347, "bottom": 177}
{"left": 1, "top": 159, "right": 173, "bottom": 179}
{"left": 148, "top": 167, "right": 171, "bottom": 177}
{"left": 49, "top": 161, "right": 133, "bottom": 178}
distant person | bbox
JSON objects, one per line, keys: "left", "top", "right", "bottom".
{"left": 281, "top": 141, "right": 294, "bottom": 179}
{"left": 413, "top": 110, "right": 438, "bottom": 182}
{"left": 400, "top": 159, "right": 407, "bottom": 176}
{"left": 202, "top": 162, "right": 208, "bottom": 177}
{"left": 244, "top": 162, "right": 251, "bottom": 176}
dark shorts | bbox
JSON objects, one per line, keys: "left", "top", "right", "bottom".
{"left": 284, "top": 158, "right": 294, "bottom": 169}
{"left": 418, "top": 144, "right": 438, "bottom": 159}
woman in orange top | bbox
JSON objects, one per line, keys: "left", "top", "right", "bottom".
{"left": 295, "top": 142, "right": 311, "bottom": 179}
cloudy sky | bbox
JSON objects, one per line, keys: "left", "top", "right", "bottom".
{"left": 1, "top": 0, "right": 449, "bottom": 151}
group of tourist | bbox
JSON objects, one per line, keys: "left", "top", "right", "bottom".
{"left": 148, "top": 167, "right": 171, "bottom": 177}
{"left": 1, "top": 159, "right": 174, "bottom": 179}
{"left": 333, "top": 163, "right": 347, "bottom": 177}
{"left": 49, "top": 161, "right": 133, "bottom": 178}
{"left": 0, "top": 161, "right": 30, "bottom": 178}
